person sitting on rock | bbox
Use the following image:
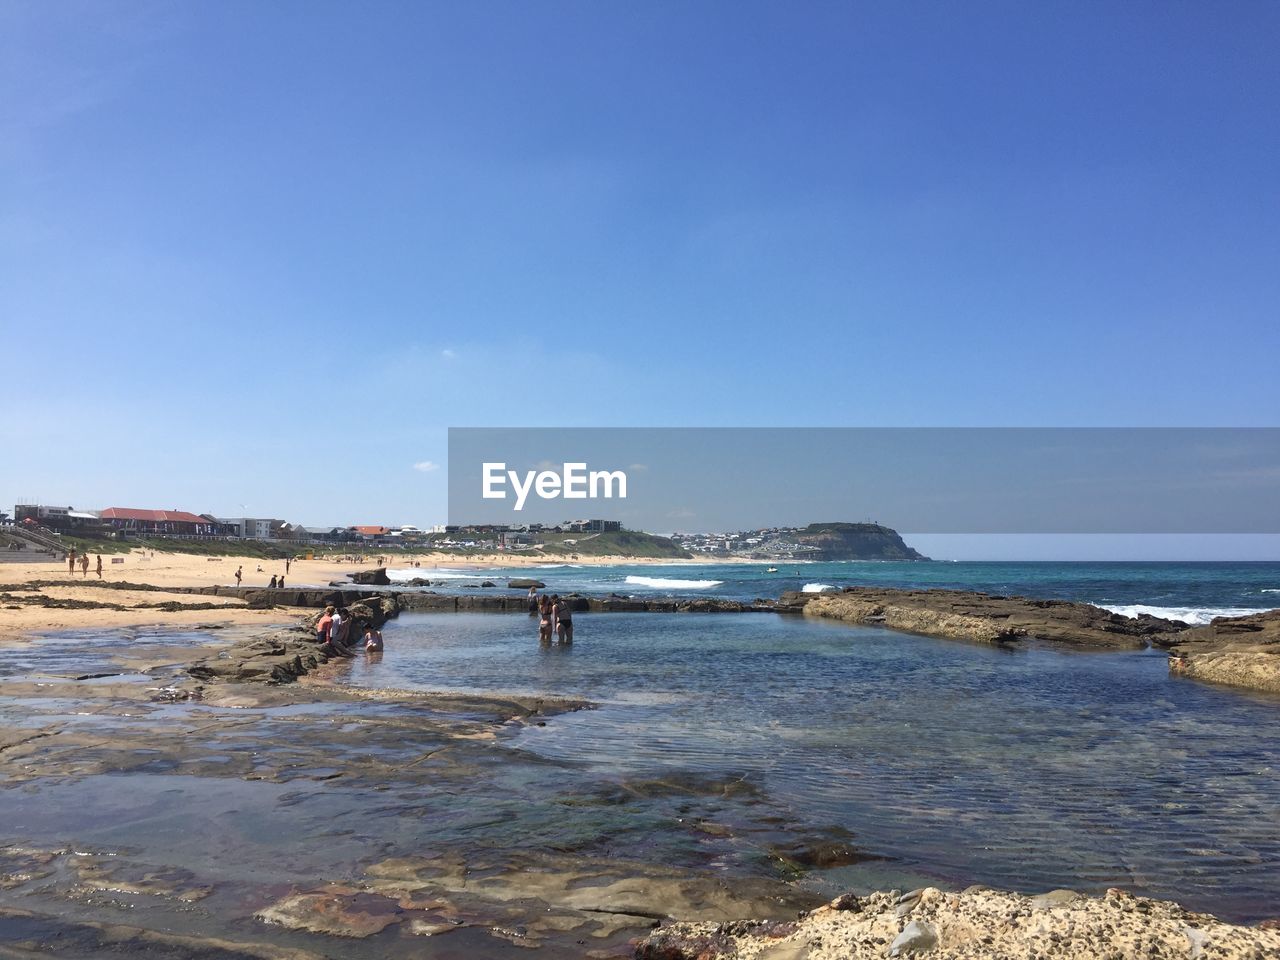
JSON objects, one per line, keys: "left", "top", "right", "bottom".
{"left": 315, "top": 605, "right": 335, "bottom": 645}
{"left": 329, "top": 607, "right": 357, "bottom": 657}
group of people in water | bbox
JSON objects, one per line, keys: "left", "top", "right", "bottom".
{"left": 65, "top": 549, "right": 102, "bottom": 579}
{"left": 314, "top": 604, "right": 383, "bottom": 657}
{"left": 529, "top": 588, "right": 574, "bottom": 644}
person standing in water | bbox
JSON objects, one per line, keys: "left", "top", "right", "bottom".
{"left": 552, "top": 595, "right": 573, "bottom": 645}
{"left": 363, "top": 624, "right": 383, "bottom": 652}
{"left": 537, "top": 595, "right": 553, "bottom": 645}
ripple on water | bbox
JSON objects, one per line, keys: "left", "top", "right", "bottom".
{"left": 327, "top": 611, "right": 1280, "bottom": 920}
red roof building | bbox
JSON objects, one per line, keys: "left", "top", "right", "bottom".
{"left": 353, "top": 525, "right": 391, "bottom": 537}
{"left": 99, "top": 508, "right": 224, "bottom": 536}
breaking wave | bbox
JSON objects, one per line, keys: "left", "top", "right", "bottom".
{"left": 1102, "top": 604, "right": 1271, "bottom": 626}
{"left": 624, "top": 575, "right": 723, "bottom": 590}
{"left": 802, "top": 583, "right": 837, "bottom": 593}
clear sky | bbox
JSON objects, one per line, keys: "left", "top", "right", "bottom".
{"left": 2, "top": 2, "right": 1278, "bottom": 554}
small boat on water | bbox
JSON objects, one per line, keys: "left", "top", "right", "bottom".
{"left": 765, "top": 567, "right": 778, "bottom": 573}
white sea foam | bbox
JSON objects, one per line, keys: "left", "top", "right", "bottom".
{"left": 1262, "top": 589, "right": 1280, "bottom": 594}
{"left": 1102, "top": 604, "right": 1273, "bottom": 626}
{"left": 624, "top": 575, "right": 723, "bottom": 589}
{"left": 802, "top": 583, "right": 837, "bottom": 593}
{"left": 386, "top": 569, "right": 491, "bottom": 582}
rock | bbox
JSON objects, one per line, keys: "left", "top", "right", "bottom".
{"left": 638, "top": 886, "right": 1280, "bottom": 960}
{"left": 350, "top": 567, "right": 391, "bottom": 586}
{"left": 507, "top": 579, "right": 546, "bottom": 589}
{"left": 788, "top": 587, "right": 1183, "bottom": 649}
{"left": 1166, "top": 609, "right": 1280, "bottom": 694}
{"left": 634, "top": 932, "right": 730, "bottom": 959}
{"left": 830, "top": 893, "right": 862, "bottom": 912}
{"left": 1185, "top": 926, "right": 1209, "bottom": 958}
{"left": 1031, "top": 889, "right": 1082, "bottom": 909}
{"left": 255, "top": 888, "right": 403, "bottom": 937}
{"left": 480, "top": 580, "right": 495, "bottom": 588}
{"left": 889, "top": 918, "right": 938, "bottom": 955}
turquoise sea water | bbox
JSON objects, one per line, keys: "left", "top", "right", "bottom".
{"left": 337, "top": 562, "right": 1280, "bottom": 920}
{"left": 388, "top": 560, "right": 1280, "bottom": 624}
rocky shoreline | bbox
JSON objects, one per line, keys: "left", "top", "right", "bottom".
{"left": 789, "top": 586, "right": 1180, "bottom": 648}
{"left": 7, "top": 574, "right": 1280, "bottom": 696}
{"left": 1167, "top": 609, "right": 1280, "bottom": 694}
{"left": 3, "top": 575, "right": 1280, "bottom": 957}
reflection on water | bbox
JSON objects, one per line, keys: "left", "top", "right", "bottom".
{"left": 335, "top": 611, "right": 1280, "bottom": 920}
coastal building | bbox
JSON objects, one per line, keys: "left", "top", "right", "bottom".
{"left": 217, "top": 517, "right": 276, "bottom": 540}
{"left": 563, "top": 519, "right": 623, "bottom": 533}
{"left": 13, "top": 504, "right": 105, "bottom": 533}
{"left": 99, "top": 508, "right": 225, "bottom": 537}
{"left": 301, "top": 526, "right": 346, "bottom": 542}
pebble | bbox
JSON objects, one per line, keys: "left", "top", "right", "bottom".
{"left": 888, "top": 918, "right": 938, "bottom": 956}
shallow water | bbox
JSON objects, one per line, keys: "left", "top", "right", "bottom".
{"left": 334, "top": 611, "right": 1280, "bottom": 921}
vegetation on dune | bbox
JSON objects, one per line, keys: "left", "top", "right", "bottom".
{"left": 57, "top": 535, "right": 294, "bottom": 559}
{"left": 537, "top": 530, "right": 692, "bottom": 559}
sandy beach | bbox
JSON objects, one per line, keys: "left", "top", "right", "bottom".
{"left": 0, "top": 547, "right": 734, "bottom": 641}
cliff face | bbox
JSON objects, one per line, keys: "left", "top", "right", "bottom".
{"left": 791, "top": 523, "right": 928, "bottom": 561}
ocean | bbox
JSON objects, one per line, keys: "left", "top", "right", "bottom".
{"left": 386, "top": 559, "right": 1280, "bottom": 625}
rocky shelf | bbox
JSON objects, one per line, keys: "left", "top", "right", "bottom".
{"left": 1166, "top": 608, "right": 1280, "bottom": 694}
{"left": 635, "top": 884, "right": 1280, "bottom": 959}
{"left": 785, "top": 587, "right": 1182, "bottom": 649}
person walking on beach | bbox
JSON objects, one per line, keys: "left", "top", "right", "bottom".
{"left": 268, "top": 574, "right": 277, "bottom": 588}
{"left": 278, "top": 575, "right": 285, "bottom": 588}
{"left": 79, "top": 553, "right": 89, "bottom": 577}
{"left": 95, "top": 555, "right": 103, "bottom": 580}
{"left": 68, "top": 549, "right": 76, "bottom": 575}
{"left": 553, "top": 595, "right": 573, "bottom": 645}
{"left": 234, "top": 566, "right": 243, "bottom": 587}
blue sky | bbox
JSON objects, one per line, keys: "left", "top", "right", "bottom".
{"left": 2, "top": 2, "right": 1278, "bottom": 552}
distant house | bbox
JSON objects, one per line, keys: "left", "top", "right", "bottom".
{"left": 100, "top": 508, "right": 223, "bottom": 537}
{"left": 302, "top": 526, "right": 345, "bottom": 542}
{"left": 562, "top": 519, "right": 622, "bottom": 533}
{"left": 216, "top": 517, "right": 276, "bottom": 540}
{"left": 353, "top": 525, "right": 391, "bottom": 540}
